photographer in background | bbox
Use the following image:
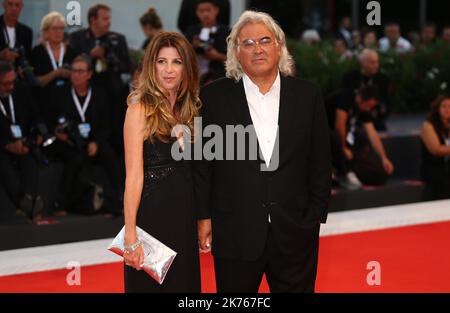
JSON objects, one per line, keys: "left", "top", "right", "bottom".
{"left": 139, "top": 7, "right": 163, "bottom": 51}
{"left": 186, "top": 0, "right": 229, "bottom": 85}
{"left": 69, "top": 4, "right": 131, "bottom": 157}
{"left": 51, "top": 55, "right": 122, "bottom": 215}
{"left": 0, "top": 0, "right": 36, "bottom": 86}
{"left": 333, "top": 86, "right": 394, "bottom": 189}
{"left": 0, "top": 60, "right": 41, "bottom": 221}
{"left": 342, "top": 49, "right": 390, "bottom": 131}
{"left": 178, "top": 0, "right": 230, "bottom": 35}
{"left": 31, "top": 11, "right": 76, "bottom": 132}
{"left": 0, "top": 0, "right": 31, "bottom": 62}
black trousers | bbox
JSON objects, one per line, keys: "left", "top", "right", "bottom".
{"left": 0, "top": 150, "right": 39, "bottom": 209}
{"left": 49, "top": 140, "right": 122, "bottom": 213}
{"left": 330, "top": 130, "right": 388, "bottom": 185}
{"left": 214, "top": 223, "right": 320, "bottom": 293}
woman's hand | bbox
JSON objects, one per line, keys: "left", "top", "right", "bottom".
{"left": 382, "top": 157, "right": 394, "bottom": 175}
{"left": 123, "top": 242, "right": 145, "bottom": 271}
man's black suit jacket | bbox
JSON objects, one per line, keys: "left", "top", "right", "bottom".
{"left": 194, "top": 75, "right": 332, "bottom": 261}
{"left": 0, "top": 15, "right": 33, "bottom": 60}
{"left": 0, "top": 82, "right": 38, "bottom": 148}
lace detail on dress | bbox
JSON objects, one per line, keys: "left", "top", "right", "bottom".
{"left": 141, "top": 139, "right": 179, "bottom": 198}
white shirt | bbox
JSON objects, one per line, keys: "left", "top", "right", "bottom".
{"left": 242, "top": 72, "right": 280, "bottom": 167}
{"left": 379, "top": 37, "right": 413, "bottom": 54}
{"left": 6, "top": 26, "right": 16, "bottom": 49}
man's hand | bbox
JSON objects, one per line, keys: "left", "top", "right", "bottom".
{"left": 53, "top": 68, "right": 71, "bottom": 79}
{"left": 192, "top": 36, "right": 203, "bottom": 49}
{"left": 198, "top": 219, "right": 212, "bottom": 253}
{"left": 0, "top": 48, "right": 19, "bottom": 62}
{"left": 36, "top": 135, "right": 44, "bottom": 146}
{"left": 90, "top": 46, "right": 106, "bottom": 59}
{"left": 382, "top": 157, "right": 394, "bottom": 175}
{"left": 5, "top": 140, "right": 29, "bottom": 155}
{"left": 87, "top": 142, "right": 98, "bottom": 157}
{"left": 343, "top": 146, "right": 354, "bottom": 160}
{"left": 55, "top": 129, "right": 70, "bottom": 143}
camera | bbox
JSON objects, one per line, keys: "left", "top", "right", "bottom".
{"left": 13, "top": 45, "right": 40, "bottom": 87}
{"left": 95, "top": 34, "right": 122, "bottom": 73}
{"left": 56, "top": 116, "right": 87, "bottom": 151}
{"left": 24, "top": 124, "right": 55, "bottom": 166}
{"left": 198, "top": 38, "right": 214, "bottom": 53}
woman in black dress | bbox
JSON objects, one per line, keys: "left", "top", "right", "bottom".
{"left": 420, "top": 95, "right": 450, "bottom": 200}
{"left": 31, "top": 11, "right": 76, "bottom": 131}
{"left": 122, "top": 32, "right": 201, "bottom": 292}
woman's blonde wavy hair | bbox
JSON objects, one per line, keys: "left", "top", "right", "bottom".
{"left": 128, "top": 32, "right": 200, "bottom": 143}
{"left": 225, "top": 10, "right": 295, "bottom": 81}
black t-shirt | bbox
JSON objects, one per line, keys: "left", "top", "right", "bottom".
{"left": 31, "top": 44, "right": 76, "bottom": 77}
{"left": 336, "top": 88, "right": 374, "bottom": 126}
{"left": 52, "top": 84, "right": 110, "bottom": 144}
{"left": 30, "top": 44, "right": 77, "bottom": 130}
{"left": 342, "top": 70, "right": 390, "bottom": 103}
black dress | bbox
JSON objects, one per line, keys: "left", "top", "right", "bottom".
{"left": 124, "top": 139, "right": 201, "bottom": 293}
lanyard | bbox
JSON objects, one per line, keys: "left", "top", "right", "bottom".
{"left": 71, "top": 87, "right": 92, "bottom": 123}
{"left": 0, "top": 95, "right": 15, "bottom": 124}
{"left": 46, "top": 42, "right": 65, "bottom": 70}
{"left": 2, "top": 26, "right": 10, "bottom": 46}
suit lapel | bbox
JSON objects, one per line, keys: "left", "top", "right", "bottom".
{"left": 230, "top": 79, "right": 263, "bottom": 169}
{"left": 276, "top": 76, "right": 294, "bottom": 168}
{"left": 231, "top": 79, "right": 253, "bottom": 127}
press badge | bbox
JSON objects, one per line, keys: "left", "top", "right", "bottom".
{"left": 55, "top": 79, "right": 65, "bottom": 87}
{"left": 78, "top": 123, "right": 91, "bottom": 139}
{"left": 10, "top": 124, "right": 23, "bottom": 139}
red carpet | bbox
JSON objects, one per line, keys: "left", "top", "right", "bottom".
{"left": 1, "top": 221, "right": 450, "bottom": 293}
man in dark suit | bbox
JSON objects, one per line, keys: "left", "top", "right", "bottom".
{"left": 194, "top": 11, "right": 331, "bottom": 292}
{"left": 69, "top": 4, "right": 131, "bottom": 158}
{"left": 0, "top": 60, "right": 40, "bottom": 219}
{"left": 0, "top": 0, "right": 32, "bottom": 62}
{"left": 51, "top": 55, "right": 122, "bottom": 215}
{"left": 185, "top": 0, "right": 229, "bottom": 85}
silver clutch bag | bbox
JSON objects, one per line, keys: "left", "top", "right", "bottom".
{"left": 108, "top": 226, "right": 177, "bottom": 284}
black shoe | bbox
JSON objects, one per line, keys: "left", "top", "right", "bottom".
{"left": 19, "top": 194, "right": 34, "bottom": 217}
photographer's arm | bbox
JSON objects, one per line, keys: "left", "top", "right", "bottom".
{"left": 421, "top": 121, "right": 450, "bottom": 157}
{"left": 363, "top": 122, "right": 394, "bottom": 174}
{"left": 117, "top": 36, "right": 131, "bottom": 73}
{"left": 0, "top": 48, "right": 19, "bottom": 62}
{"left": 36, "top": 69, "right": 70, "bottom": 87}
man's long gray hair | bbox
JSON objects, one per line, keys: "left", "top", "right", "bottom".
{"left": 225, "top": 10, "right": 295, "bottom": 81}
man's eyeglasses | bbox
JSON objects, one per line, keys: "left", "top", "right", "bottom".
{"left": 238, "top": 37, "right": 275, "bottom": 51}
{"left": 71, "top": 69, "right": 89, "bottom": 74}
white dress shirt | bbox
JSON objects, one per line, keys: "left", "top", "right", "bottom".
{"left": 379, "top": 36, "right": 413, "bottom": 54}
{"left": 6, "top": 26, "right": 16, "bottom": 49}
{"left": 242, "top": 72, "right": 280, "bottom": 168}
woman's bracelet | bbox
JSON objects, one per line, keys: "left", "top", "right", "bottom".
{"left": 124, "top": 240, "right": 141, "bottom": 253}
